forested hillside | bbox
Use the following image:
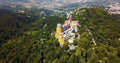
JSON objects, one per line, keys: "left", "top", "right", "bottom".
{"left": 0, "top": 9, "right": 38, "bottom": 45}
{"left": 0, "top": 8, "right": 120, "bottom": 63}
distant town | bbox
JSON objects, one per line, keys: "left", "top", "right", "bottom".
{"left": 105, "top": 2, "right": 120, "bottom": 14}
{"left": 0, "top": 0, "right": 120, "bottom": 14}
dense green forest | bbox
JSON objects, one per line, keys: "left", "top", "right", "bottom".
{"left": 0, "top": 8, "right": 120, "bottom": 63}
{"left": 0, "top": 9, "right": 37, "bottom": 44}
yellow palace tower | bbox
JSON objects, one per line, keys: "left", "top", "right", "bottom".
{"left": 55, "top": 23, "right": 64, "bottom": 46}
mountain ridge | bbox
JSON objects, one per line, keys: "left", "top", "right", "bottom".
{"left": 0, "top": 7, "right": 120, "bottom": 63}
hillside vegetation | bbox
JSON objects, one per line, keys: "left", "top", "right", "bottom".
{"left": 0, "top": 8, "right": 120, "bottom": 63}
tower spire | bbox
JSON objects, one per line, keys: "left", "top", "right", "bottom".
{"left": 68, "top": 15, "right": 72, "bottom": 23}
